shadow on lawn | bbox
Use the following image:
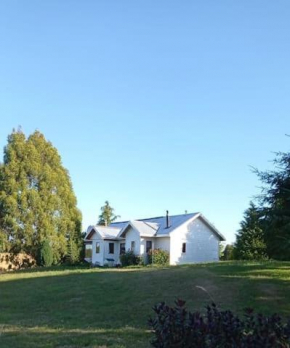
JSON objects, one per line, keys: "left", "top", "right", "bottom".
{"left": 0, "top": 325, "right": 151, "bottom": 348}
{"left": 1, "top": 263, "right": 290, "bottom": 347}
{"left": 11, "top": 263, "right": 91, "bottom": 274}
{"left": 208, "top": 261, "right": 290, "bottom": 278}
{"left": 0, "top": 268, "right": 169, "bottom": 348}
{"left": 0, "top": 267, "right": 181, "bottom": 330}
{"left": 1, "top": 263, "right": 290, "bottom": 338}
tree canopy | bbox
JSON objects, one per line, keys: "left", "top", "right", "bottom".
{"left": 255, "top": 151, "right": 290, "bottom": 260}
{"left": 234, "top": 202, "right": 268, "bottom": 260}
{"left": 98, "top": 201, "right": 120, "bottom": 226}
{"left": 234, "top": 147, "right": 290, "bottom": 261}
{"left": 0, "top": 129, "right": 82, "bottom": 264}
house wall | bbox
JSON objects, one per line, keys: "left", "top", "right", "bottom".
{"left": 125, "top": 226, "right": 140, "bottom": 254}
{"left": 155, "top": 237, "right": 170, "bottom": 252}
{"left": 170, "top": 217, "right": 220, "bottom": 265}
{"left": 140, "top": 237, "right": 155, "bottom": 264}
{"left": 103, "top": 240, "right": 121, "bottom": 265}
{"left": 91, "top": 239, "right": 105, "bottom": 266}
{"left": 140, "top": 237, "right": 155, "bottom": 255}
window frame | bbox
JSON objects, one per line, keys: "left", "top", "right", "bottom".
{"left": 146, "top": 240, "right": 152, "bottom": 253}
{"left": 96, "top": 242, "right": 100, "bottom": 254}
{"left": 85, "top": 244, "right": 92, "bottom": 258}
{"left": 120, "top": 242, "right": 126, "bottom": 255}
{"left": 109, "top": 242, "right": 114, "bottom": 254}
{"left": 182, "top": 242, "right": 186, "bottom": 253}
{"left": 131, "top": 241, "right": 135, "bottom": 252}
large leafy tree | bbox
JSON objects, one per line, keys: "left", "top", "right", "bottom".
{"left": 234, "top": 202, "right": 268, "bottom": 260}
{"left": 255, "top": 151, "right": 290, "bottom": 260}
{"left": 0, "top": 129, "right": 82, "bottom": 264}
{"left": 98, "top": 201, "right": 120, "bottom": 226}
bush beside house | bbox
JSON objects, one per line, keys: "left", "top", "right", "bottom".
{"left": 148, "top": 249, "right": 169, "bottom": 265}
{"left": 120, "top": 251, "right": 142, "bottom": 266}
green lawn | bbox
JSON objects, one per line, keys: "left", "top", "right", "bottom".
{"left": 1, "top": 261, "right": 290, "bottom": 348}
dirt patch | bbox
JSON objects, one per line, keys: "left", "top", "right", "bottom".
{"left": 0, "top": 253, "right": 36, "bottom": 271}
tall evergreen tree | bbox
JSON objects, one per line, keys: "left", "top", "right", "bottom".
{"left": 98, "top": 201, "right": 120, "bottom": 226}
{"left": 0, "top": 129, "right": 82, "bottom": 263}
{"left": 234, "top": 202, "right": 268, "bottom": 260}
{"left": 255, "top": 151, "right": 290, "bottom": 260}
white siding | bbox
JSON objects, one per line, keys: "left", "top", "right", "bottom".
{"left": 170, "top": 217, "right": 220, "bottom": 265}
{"left": 155, "top": 237, "right": 170, "bottom": 252}
{"left": 103, "top": 240, "right": 121, "bottom": 265}
{"left": 91, "top": 239, "right": 104, "bottom": 266}
{"left": 140, "top": 237, "right": 155, "bottom": 264}
{"left": 125, "top": 226, "right": 140, "bottom": 254}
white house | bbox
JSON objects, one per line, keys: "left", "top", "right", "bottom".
{"left": 84, "top": 211, "right": 225, "bottom": 266}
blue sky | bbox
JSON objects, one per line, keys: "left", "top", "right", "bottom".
{"left": 0, "top": 1, "right": 289, "bottom": 243}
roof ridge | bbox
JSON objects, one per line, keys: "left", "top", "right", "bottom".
{"left": 138, "top": 212, "right": 198, "bottom": 221}
{"left": 95, "top": 225, "right": 121, "bottom": 230}
{"left": 110, "top": 212, "right": 199, "bottom": 225}
{"left": 143, "top": 221, "right": 159, "bottom": 231}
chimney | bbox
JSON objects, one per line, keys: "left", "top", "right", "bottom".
{"left": 166, "top": 210, "right": 170, "bottom": 228}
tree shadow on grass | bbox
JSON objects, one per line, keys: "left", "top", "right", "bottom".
{"left": 1, "top": 263, "right": 290, "bottom": 347}
{"left": 0, "top": 326, "right": 151, "bottom": 348}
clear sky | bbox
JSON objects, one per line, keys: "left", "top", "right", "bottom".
{"left": 0, "top": 1, "right": 289, "bottom": 243}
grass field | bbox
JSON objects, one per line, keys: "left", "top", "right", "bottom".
{"left": 1, "top": 261, "right": 290, "bottom": 348}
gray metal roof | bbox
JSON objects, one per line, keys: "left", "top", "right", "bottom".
{"left": 111, "top": 213, "right": 200, "bottom": 237}
{"left": 85, "top": 225, "right": 123, "bottom": 240}
{"left": 86, "top": 212, "right": 225, "bottom": 241}
{"left": 120, "top": 220, "right": 159, "bottom": 237}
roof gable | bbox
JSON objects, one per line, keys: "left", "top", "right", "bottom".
{"left": 85, "top": 225, "right": 124, "bottom": 240}
{"left": 197, "top": 215, "right": 226, "bottom": 241}
{"left": 120, "top": 220, "right": 158, "bottom": 238}
{"left": 85, "top": 227, "right": 102, "bottom": 240}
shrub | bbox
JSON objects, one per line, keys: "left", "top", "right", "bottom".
{"left": 221, "top": 244, "right": 235, "bottom": 260}
{"left": 149, "top": 300, "right": 290, "bottom": 347}
{"left": 120, "top": 250, "right": 139, "bottom": 266}
{"left": 66, "top": 239, "right": 81, "bottom": 265}
{"left": 148, "top": 249, "right": 169, "bottom": 265}
{"left": 39, "top": 240, "right": 53, "bottom": 267}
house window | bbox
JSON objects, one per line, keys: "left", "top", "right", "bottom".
{"left": 96, "top": 242, "right": 100, "bottom": 254}
{"left": 146, "top": 240, "right": 152, "bottom": 253}
{"left": 120, "top": 243, "right": 126, "bottom": 255}
{"left": 131, "top": 241, "right": 135, "bottom": 252}
{"left": 182, "top": 243, "right": 186, "bottom": 253}
{"left": 109, "top": 242, "right": 114, "bottom": 254}
{"left": 85, "top": 244, "right": 92, "bottom": 258}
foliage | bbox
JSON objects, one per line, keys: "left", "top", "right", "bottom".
{"left": 120, "top": 250, "right": 140, "bottom": 266}
{"left": 221, "top": 244, "right": 235, "bottom": 260}
{"left": 255, "top": 150, "right": 290, "bottom": 260}
{"left": 149, "top": 299, "right": 290, "bottom": 348}
{"left": 66, "top": 235, "right": 81, "bottom": 265}
{"left": 148, "top": 249, "right": 169, "bottom": 265}
{"left": 219, "top": 243, "right": 225, "bottom": 259}
{"left": 98, "top": 200, "right": 120, "bottom": 226}
{"left": 0, "top": 230, "right": 8, "bottom": 252}
{"left": 39, "top": 240, "right": 53, "bottom": 267}
{"left": 66, "top": 220, "right": 83, "bottom": 264}
{"left": 234, "top": 202, "right": 268, "bottom": 260}
{"left": 0, "top": 129, "right": 82, "bottom": 263}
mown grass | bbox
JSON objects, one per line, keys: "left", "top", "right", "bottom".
{"left": 1, "top": 261, "right": 290, "bottom": 347}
